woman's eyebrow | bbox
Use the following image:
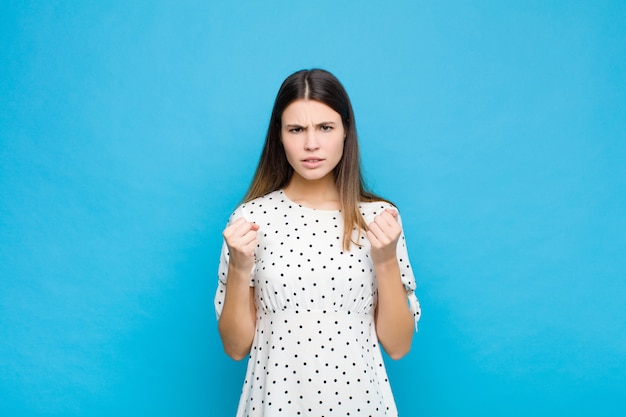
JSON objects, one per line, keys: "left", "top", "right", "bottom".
{"left": 284, "top": 121, "right": 337, "bottom": 128}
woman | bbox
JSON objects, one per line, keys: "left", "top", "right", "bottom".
{"left": 215, "top": 69, "right": 421, "bottom": 416}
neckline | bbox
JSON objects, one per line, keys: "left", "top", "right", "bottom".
{"left": 279, "top": 189, "right": 342, "bottom": 213}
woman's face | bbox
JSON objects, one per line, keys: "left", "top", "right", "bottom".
{"left": 281, "top": 99, "right": 345, "bottom": 184}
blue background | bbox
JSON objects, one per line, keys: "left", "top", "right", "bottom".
{"left": 1, "top": 1, "right": 625, "bottom": 416}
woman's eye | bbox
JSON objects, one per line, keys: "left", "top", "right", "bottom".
{"left": 320, "top": 125, "right": 333, "bottom": 132}
{"left": 289, "top": 127, "right": 303, "bottom": 133}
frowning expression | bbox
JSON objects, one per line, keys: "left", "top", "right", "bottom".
{"left": 281, "top": 99, "right": 345, "bottom": 183}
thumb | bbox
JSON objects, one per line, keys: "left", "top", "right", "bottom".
{"left": 385, "top": 208, "right": 399, "bottom": 219}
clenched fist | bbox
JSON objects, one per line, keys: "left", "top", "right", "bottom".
{"left": 366, "top": 208, "right": 401, "bottom": 265}
{"left": 223, "top": 217, "right": 260, "bottom": 273}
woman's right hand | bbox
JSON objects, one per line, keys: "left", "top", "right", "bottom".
{"left": 219, "top": 217, "right": 259, "bottom": 360}
{"left": 223, "top": 217, "right": 260, "bottom": 273}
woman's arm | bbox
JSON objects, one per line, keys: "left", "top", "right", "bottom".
{"left": 368, "top": 209, "right": 414, "bottom": 360}
{"left": 217, "top": 218, "right": 259, "bottom": 360}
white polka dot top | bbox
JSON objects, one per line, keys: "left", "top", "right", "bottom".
{"left": 215, "top": 190, "right": 421, "bottom": 417}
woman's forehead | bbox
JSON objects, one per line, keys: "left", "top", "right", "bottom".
{"left": 282, "top": 99, "right": 341, "bottom": 124}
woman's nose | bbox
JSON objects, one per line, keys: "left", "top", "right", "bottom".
{"left": 304, "top": 131, "right": 320, "bottom": 151}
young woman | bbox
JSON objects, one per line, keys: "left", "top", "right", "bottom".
{"left": 215, "top": 69, "right": 421, "bottom": 417}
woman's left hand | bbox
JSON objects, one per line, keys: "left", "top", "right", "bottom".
{"left": 367, "top": 208, "right": 401, "bottom": 265}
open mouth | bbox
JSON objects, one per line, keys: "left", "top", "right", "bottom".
{"left": 302, "top": 158, "right": 324, "bottom": 168}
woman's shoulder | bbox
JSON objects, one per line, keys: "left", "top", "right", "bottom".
{"left": 358, "top": 198, "right": 398, "bottom": 221}
{"left": 227, "top": 190, "right": 284, "bottom": 222}
{"left": 358, "top": 198, "right": 396, "bottom": 211}
{"left": 241, "top": 189, "right": 284, "bottom": 209}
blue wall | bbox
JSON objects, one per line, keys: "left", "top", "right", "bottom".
{"left": 1, "top": 1, "right": 625, "bottom": 416}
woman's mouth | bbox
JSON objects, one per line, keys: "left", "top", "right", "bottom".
{"left": 302, "top": 158, "right": 324, "bottom": 168}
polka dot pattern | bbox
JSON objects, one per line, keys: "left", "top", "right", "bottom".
{"left": 215, "top": 190, "right": 421, "bottom": 417}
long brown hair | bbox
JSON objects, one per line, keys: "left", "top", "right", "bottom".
{"left": 244, "top": 69, "right": 388, "bottom": 250}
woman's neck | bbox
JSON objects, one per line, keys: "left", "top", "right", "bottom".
{"left": 283, "top": 175, "right": 340, "bottom": 210}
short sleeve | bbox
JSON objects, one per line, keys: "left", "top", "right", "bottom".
{"left": 395, "top": 213, "right": 422, "bottom": 332}
{"left": 214, "top": 204, "right": 256, "bottom": 320}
